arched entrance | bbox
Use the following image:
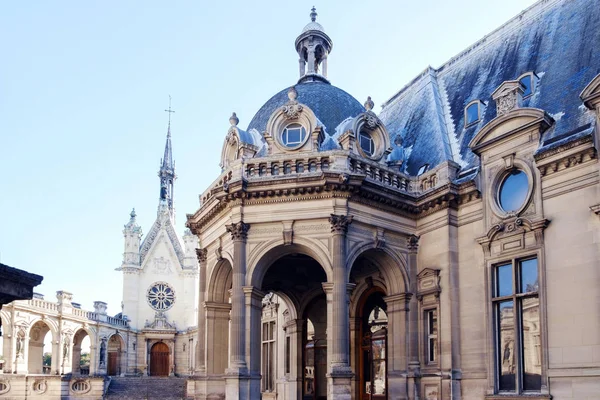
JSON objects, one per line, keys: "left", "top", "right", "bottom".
{"left": 107, "top": 335, "right": 123, "bottom": 376}
{"left": 357, "top": 290, "right": 388, "bottom": 400}
{"left": 248, "top": 244, "right": 330, "bottom": 400}
{"left": 150, "top": 342, "right": 170, "bottom": 376}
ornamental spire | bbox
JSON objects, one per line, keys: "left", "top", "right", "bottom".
{"left": 158, "top": 96, "right": 176, "bottom": 216}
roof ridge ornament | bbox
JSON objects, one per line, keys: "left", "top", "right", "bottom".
{"left": 364, "top": 96, "right": 374, "bottom": 111}
{"left": 282, "top": 87, "right": 303, "bottom": 119}
{"left": 310, "top": 6, "right": 317, "bottom": 22}
{"left": 229, "top": 112, "right": 239, "bottom": 127}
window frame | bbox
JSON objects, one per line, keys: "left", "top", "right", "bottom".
{"left": 425, "top": 308, "right": 439, "bottom": 366}
{"left": 358, "top": 130, "right": 375, "bottom": 157}
{"left": 517, "top": 72, "right": 536, "bottom": 99}
{"left": 280, "top": 122, "right": 308, "bottom": 149}
{"left": 464, "top": 100, "right": 485, "bottom": 127}
{"left": 491, "top": 255, "right": 542, "bottom": 395}
{"left": 261, "top": 319, "right": 277, "bottom": 392}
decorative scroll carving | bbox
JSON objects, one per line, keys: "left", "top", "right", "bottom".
{"left": 491, "top": 80, "right": 524, "bottom": 116}
{"left": 226, "top": 221, "right": 250, "bottom": 241}
{"left": 195, "top": 248, "right": 208, "bottom": 263}
{"left": 407, "top": 234, "right": 420, "bottom": 251}
{"left": 281, "top": 87, "right": 303, "bottom": 119}
{"left": 328, "top": 214, "right": 353, "bottom": 234}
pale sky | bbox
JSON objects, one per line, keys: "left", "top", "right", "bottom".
{"left": 1, "top": 0, "right": 537, "bottom": 315}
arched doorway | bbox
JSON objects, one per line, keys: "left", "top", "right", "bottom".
{"left": 358, "top": 290, "right": 388, "bottom": 400}
{"left": 150, "top": 342, "right": 170, "bottom": 376}
{"left": 107, "top": 335, "right": 123, "bottom": 376}
{"left": 249, "top": 245, "right": 330, "bottom": 400}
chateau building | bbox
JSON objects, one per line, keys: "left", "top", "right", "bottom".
{"left": 0, "top": 1, "right": 599, "bottom": 399}
{"left": 185, "top": 1, "right": 600, "bottom": 400}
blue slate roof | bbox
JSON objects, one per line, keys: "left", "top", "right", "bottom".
{"left": 247, "top": 80, "right": 365, "bottom": 137}
{"left": 379, "top": 0, "right": 600, "bottom": 176}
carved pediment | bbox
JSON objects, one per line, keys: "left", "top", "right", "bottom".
{"left": 417, "top": 268, "right": 440, "bottom": 300}
{"left": 469, "top": 108, "right": 553, "bottom": 154}
{"left": 476, "top": 217, "right": 550, "bottom": 257}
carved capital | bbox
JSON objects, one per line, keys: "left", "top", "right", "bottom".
{"left": 226, "top": 221, "right": 250, "bottom": 241}
{"left": 407, "top": 234, "right": 420, "bottom": 251}
{"left": 195, "top": 248, "right": 208, "bottom": 263}
{"left": 328, "top": 214, "right": 353, "bottom": 234}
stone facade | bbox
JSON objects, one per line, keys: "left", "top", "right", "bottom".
{"left": 185, "top": 2, "right": 600, "bottom": 400}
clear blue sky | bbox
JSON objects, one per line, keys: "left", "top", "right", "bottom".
{"left": 1, "top": 0, "right": 536, "bottom": 314}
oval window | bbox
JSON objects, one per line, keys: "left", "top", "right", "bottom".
{"left": 499, "top": 170, "right": 529, "bottom": 212}
{"left": 281, "top": 123, "right": 307, "bottom": 148}
{"left": 359, "top": 131, "right": 375, "bottom": 157}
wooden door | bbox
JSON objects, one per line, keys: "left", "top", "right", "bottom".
{"left": 150, "top": 342, "right": 170, "bottom": 376}
{"left": 107, "top": 352, "right": 119, "bottom": 376}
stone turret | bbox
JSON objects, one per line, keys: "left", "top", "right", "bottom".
{"left": 121, "top": 208, "right": 142, "bottom": 269}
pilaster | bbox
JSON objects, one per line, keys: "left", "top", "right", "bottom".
{"left": 195, "top": 248, "right": 208, "bottom": 375}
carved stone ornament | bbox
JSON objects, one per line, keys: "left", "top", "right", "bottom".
{"left": 195, "top": 248, "right": 208, "bottom": 263}
{"left": 365, "top": 112, "right": 379, "bottom": 129}
{"left": 283, "top": 230, "right": 293, "bottom": 245}
{"left": 226, "top": 221, "right": 251, "bottom": 241}
{"left": 281, "top": 86, "right": 304, "bottom": 119}
{"left": 492, "top": 80, "right": 524, "bottom": 116}
{"left": 328, "top": 214, "right": 353, "bottom": 234}
{"left": 407, "top": 234, "right": 420, "bottom": 251}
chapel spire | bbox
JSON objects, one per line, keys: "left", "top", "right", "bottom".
{"left": 295, "top": 6, "right": 333, "bottom": 84}
{"left": 158, "top": 97, "right": 176, "bottom": 215}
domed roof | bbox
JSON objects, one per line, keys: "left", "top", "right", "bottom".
{"left": 246, "top": 81, "right": 365, "bottom": 136}
{"left": 302, "top": 21, "right": 325, "bottom": 33}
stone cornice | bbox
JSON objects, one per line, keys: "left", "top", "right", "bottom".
{"left": 535, "top": 133, "right": 597, "bottom": 177}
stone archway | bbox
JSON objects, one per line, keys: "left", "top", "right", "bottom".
{"left": 247, "top": 244, "right": 330, "bottom": 400}
{"left": 27, "top": 320, "right": 54, "bottom": 374}
{"left": 349, "top": 248, "right": 411, "bottom": 400}
{"left": 72, "top": 329, "right": 92, "bottom": 375}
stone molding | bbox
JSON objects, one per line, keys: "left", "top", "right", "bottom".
{"left": 476, "top": 217, "right": 550, "bottom": 257}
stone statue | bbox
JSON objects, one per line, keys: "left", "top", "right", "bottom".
{"left": 99, "top": 339, "right": 106, "bottom": 365}
{"left": 63, "top": 339, "right": 69, "bottom": 359}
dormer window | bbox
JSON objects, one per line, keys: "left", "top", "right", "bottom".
{"left": 465, "top": 100, "right": 484, "bottom": 127}
{"left": 518, "top": 72, "right": 535, "bottom": 98}
{"left": 359, "top": 131, "right": 375, "bottom": 157}
{"left": 281, "top": 123, "right": 307, "bottom": 148}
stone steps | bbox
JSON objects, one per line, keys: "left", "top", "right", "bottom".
{"left": 105, "top": 377, "right": 187, "bottom": 400}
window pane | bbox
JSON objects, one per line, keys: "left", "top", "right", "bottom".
{"left": 499, "top": 170, "right": 529, "bottom": 212}
{"left": 521, "top": 296, "right": 541, "bottom": 391}
{"left": 372, "top": 360, "right": 386, "bottom": 394}
{"left": 466, "top": 103, "right": 479, "bottom": 124}
{"left": 520, "top": 258, "right": 539, "bottom": 293}
{"left": 285, "top": 336, "right": 291, "bottom": 374}
{"left": 497, "top": 301, "right": 515, "bottom": 391}
{"left": 429, "top": 310, "right": 438, "bottom": 335}
{"left": 360, "top": 132, "right": 373, "bottom": 156}
{"left": 496, "top": 264, "right": 513, "bottom": 297}
{"left": 520, "top": 75, "right": 532, "bottom": 97}
{"left": 287, "top": 128, "right": 301, "bottom": 144}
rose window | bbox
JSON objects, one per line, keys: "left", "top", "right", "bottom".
{"left": 147, "top": 282, "right": 175, "bottom": 311}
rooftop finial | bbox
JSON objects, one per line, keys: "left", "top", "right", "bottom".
{"left": 165, "top": 95, "right": 175, "bottom": 137}
{"left": 365, "top": 96, "right": 374, "bottom": 111}
{"left": 288, "top": 86, "right": 298, "bottom": 101}
{"left": 310, "top": 6, "right": 317, "bottom": 22}
{"left": 229, "top": 112, "right": 239, "bottom": 126}
{"left": 130, "top": 208, "right": 136, "bottom": 219}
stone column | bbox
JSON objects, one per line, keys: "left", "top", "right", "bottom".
{"left": 205, "top": 302, "right": 232, "bottom": 374}
{"left": 384, "top": 293, "right": 411, "bottom": 400}
{"left": 225, "top": 221, "right": 250, "bottom": 399}
{"left": 195, "top": 248, "right": 208, "bottom": 374}
{"left": 244, "top": 286, "right": 264, "bottom": 399}
{"left": 322, "top": 54, "right": 328, "bottom": 78}
{"left": 307, "top": 46, "right": 316, "bottom": 74}
{"left": 89, "top": 344, "right": 97, "bottom": 375}
{"left": 299, "top": 58, "right": 306, "bottom": 78}
{"left": 328, "top": 214, "right": 353, "bottom": 400}
{"left": 407, "top": 235, "right": 421, "bottom": 400}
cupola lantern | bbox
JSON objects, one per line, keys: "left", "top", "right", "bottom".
{"left": 295, "top": 7, "right": 333, "bottom": 83}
